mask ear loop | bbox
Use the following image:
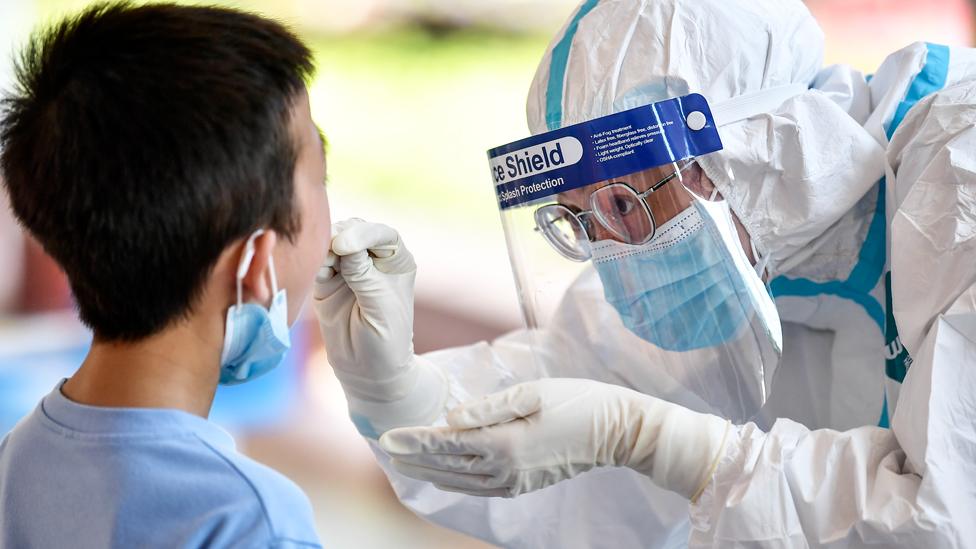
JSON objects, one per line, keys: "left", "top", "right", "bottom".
{"left": 267, "top": 255, "right": 279, "bottom": 296}
{"left": 235, "top": 229, "right": 268, "bottom": 308}
{"left": 703, "top": 182, "right": 768, "bottom": 277}
{"left": 707, "top": 186, "right": 768, "bottom": 278}
{"left": 751, "top": 239, "right": 771, "bottom": 279}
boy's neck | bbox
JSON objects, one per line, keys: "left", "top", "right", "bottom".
{"left": 62, "top": 320, "right": 223, "bottom": 418}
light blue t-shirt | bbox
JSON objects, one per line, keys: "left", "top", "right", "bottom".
{"left": 0, "top": 381, "right": 322, "bottom": 548}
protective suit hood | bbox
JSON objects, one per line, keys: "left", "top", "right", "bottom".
{"left": 526, "top": 0, "right": 887, "bottom": 278}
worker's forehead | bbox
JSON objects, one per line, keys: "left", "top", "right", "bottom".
{"left": 559, "top": 185, "right": 593, "bottom": 205}
{"left": 556, "top": 164, "right": 675, "bottom": 207}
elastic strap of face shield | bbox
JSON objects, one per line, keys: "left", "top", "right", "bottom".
{"left": 751, "top": 239, "right": 770, "bottom": 279}
{"left": 710, "top": 83, "right": 808, "bottom": 127}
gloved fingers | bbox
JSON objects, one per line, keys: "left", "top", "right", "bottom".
{"left": 329, "top": 218, "right": 366, "bottom": 247}
{"left": 380, "top": 425, "right": 482, "bottom": 456}
{"left": 387, "top": 450, "right": 496, "bottom": 475}
{"left": 390, "top": 460, "right": 505, "bottom": 492}
{"left": 313, "top": 251, "right": 343, "bottom": 300}
{"left": 447, "top": 382, "right": 544, "bottom": 429}
{"left": 331, "top": 220, "right": 415, "bottom": 274}
{"left": 332, "top": 220, "right": 398, "bottom": 256}
{"left": 371, "top": 239, "right": 415, "bottom": 274}
{"left": 432, "top": 483, "right": 513, "bottom": 499}
{"left": 335, "top": 249, "right": 375, "bottom": 283}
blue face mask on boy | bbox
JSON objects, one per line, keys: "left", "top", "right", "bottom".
{"left": 219, "top": 229, "right": 291, "bottom": 385}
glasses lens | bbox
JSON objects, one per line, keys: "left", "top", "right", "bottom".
{"left": 590, "top": 184, "right": 655, "bottom": 244}
{"left": 535, "top": 204, "right": 591, "bottom": 261}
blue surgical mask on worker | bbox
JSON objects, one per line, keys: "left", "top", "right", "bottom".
{"left": 219, "top": 229, "right": 291, "bottom": 385}
{"left": 591, "top": 199, "right": 754, "bottom": 352}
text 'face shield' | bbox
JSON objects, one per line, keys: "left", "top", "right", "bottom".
{"left": 488, "top": 94, "right": 782, "bottom": 421}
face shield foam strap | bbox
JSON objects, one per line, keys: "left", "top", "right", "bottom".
{"left": 710, "top": 83, "right": 808, "bottom": 127}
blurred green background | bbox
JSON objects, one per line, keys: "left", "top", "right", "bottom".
{"left": 309, "top": 29, "right": 542, "bottom": 227}
{"left": 1, "top": 1, "right": 974, "bottom": 547}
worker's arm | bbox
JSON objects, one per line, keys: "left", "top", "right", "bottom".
{"left": 690, "top": 307, "right": 974, "bottom": 547}
{"left": 380, "top": 307, "right": 973, "bottom": 548}
{"left": 313, "top": 220, "right": 694, "bottom": 548}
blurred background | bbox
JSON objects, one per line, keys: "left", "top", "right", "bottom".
{"left": 0, "top": 0, "right": 973, "bottom": 547}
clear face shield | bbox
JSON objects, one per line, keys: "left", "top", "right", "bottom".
{"left": 489, "top": 92, "right": 791, "bottom": 421}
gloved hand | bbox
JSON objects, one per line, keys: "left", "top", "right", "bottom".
{"left": 314, "top": 219, "right": 447, "bottom": 439}
{"left": 379, "top": 378, "right": 730, "bottom": 500}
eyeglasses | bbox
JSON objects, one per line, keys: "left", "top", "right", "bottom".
{"left": 533, "top": 160, "right": 697, "bottom": 261}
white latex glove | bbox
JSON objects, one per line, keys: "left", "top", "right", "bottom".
{"left": 379, "top": 378, "right": 730, "bottom": 500}
{"left": 314, "top": 218, "right": 447, "bottom": 439}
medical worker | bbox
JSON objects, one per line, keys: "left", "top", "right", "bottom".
{"left": 315, "top": 0, "right": 976, "bottom": 546}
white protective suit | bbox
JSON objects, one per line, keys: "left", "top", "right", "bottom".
{"left": 357, "top": 1, "right": 976, "bottom": 547}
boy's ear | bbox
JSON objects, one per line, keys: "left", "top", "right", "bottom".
{"left": 238, "top": 230, "right": 278, "bottom": 306}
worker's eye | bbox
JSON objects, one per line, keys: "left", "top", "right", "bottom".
{"left": 612, "top": 196, "right": 636, "bottom": 216}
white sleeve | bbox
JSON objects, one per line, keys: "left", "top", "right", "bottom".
{"left": 688, "top": 310, "right": 976, "bottom": 547}
{"left": 366, "top": 301, "right": 695, "bottom": 548}
{"left": 687, "top": 80, "right": 976, "bottom": 547}
{"left": 369, "top": 437, "right": 690, "bottom": 549}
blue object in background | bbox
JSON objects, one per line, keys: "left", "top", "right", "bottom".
{"left": 0, "top": 344, "right": 90, "bottom": 434}
{"left": 210, "top": 324, "right": 308, "bottom": 431}
{"left": 0, "top": 314, "right": 309, "bottom": 436}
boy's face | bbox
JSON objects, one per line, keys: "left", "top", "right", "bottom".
{"left": 274, "top": 90, "right": 330, "bottom": 323}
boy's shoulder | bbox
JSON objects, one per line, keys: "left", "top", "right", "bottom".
{"left": 0, "top": 387, "right": 321, "bottom": 549}
{"left": 199, "top": 433, "right": 322, "bottom": 547}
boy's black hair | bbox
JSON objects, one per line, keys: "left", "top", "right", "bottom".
{"left": 0, "top": 2, "right": 314, "bottom": 341}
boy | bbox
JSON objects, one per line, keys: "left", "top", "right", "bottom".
{"left": 0, "top": 3, "right": 329, "bottom": 547}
